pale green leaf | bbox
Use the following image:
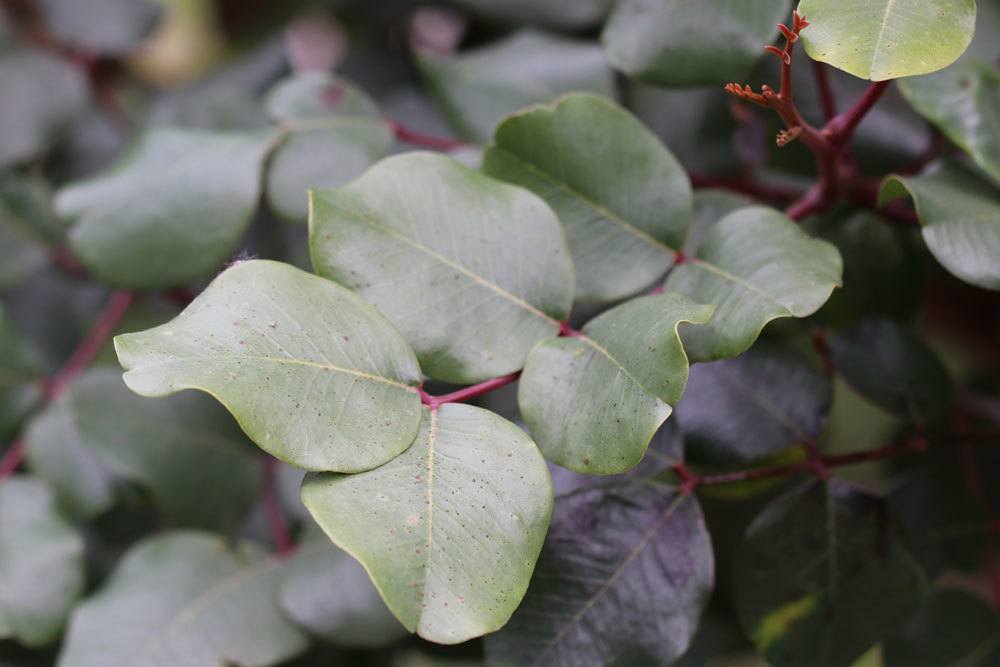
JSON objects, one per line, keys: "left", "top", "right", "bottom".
{"left": 602, "top": 0, "right": 791, "bottom": 86}
{"left": 880, "top": 161, "right": 1000, "bottom": 290}
{"left": 899, "top": 61, "right": 1000, "bottom": 183}
{"left": 0, "top": 175, "right": 56, "bottom": 291}
{"left": 58, "top": 128, "right": 272, "bottom": 289}
{"left": 301, "top": 404, "right": 552, "bottom": 645}
{"left": 265, "top": 72, "right": 394, "bottom": 223}
{"left": 519, "top": 294, "right": 712, "bottom": 474}
{"left": 665, "top": 206, "right": 843, "bottom": 361}
{"left": 483, "top": 93, "right": 690, "bottom": 302}
{"left": 0, "top": 476, "right": 84, "bottom": 648}
{"left": 114, "top": 259, "right": 424, "bottom": 472}
{"left": 37, "top": 0, "right": 160, "bottom": 54}
{"left": 58, "top": 531, "right": 309, "bottom": 667}
{"left": 310, "top": 152, "right": 574, "bottom": 384}
{"left": 25, "top": 368, "right": 260, "bottom": 527}
{"left": 0, "top": 306, "right": 43, "bottom": 439}
{"left": 734, "top": 479, "right": 926, "bottom": 667}
{"left": 450, "top": 0, "right": 611, "bottom": 29}
{"left": 419, "top": 30, "right": 615, "bottom": 143}
{"left": 798, "top": 0, "right": 977, "bottom": 81}
{"left": 279, "top": 535, "right": 407, "bottom": 648}
{"left": 485, "top": 481, "right": 713, "bottom": 666}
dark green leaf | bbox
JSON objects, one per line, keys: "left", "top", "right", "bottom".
{"left": 58, "top": 531, "right": 310, "bottom": 666}
{"left": 734, "top": 479, "right": 927, "bottom": 667}
{"left": 602, "top": 0, "right": 791, "bottom": 86}
{"left": 279, "top": 534, "right": 407, "bottom": 648}
{"left": 265, "top": 73, "right": 394, "bottom": 223}
{"left": 450, "top": 0, "right": 610, "bottom": 29}
{"left": 899, "top": 61, "right": 1000, "bottom": 183}
{"left": 115, "top": 259, "right": 424, "bottom": 472}
{"left": 483, "top": 93, "right": 690, "bottom": 302}
{"left": 0, "top": 476, "right": 84, "bottom": 647}
{"left": 25, "top": 368, "right": 260, "bottom": 528}
{"left": 798, "top": 0, "right": 977, "bottom": 81}
{"left": 676, "top": 340, "right": 832, "bottom": 464}
{"left": 0, "top": 306, "right": 43, "bottom": 440}
{"left": 37, "top": 0, "right": 160, "bottom": 54}
{"left": 310, "top": 152, "right": 574, "bottom": 384}
{"left": 419, "top": 30, "right": 615, "bottom": 143}
{"left": 880, "top": 160, "right": 1000, "bottom": 290}
{"left": 485, "top": 482, "right": 713, "bottom": 666}
{"left": 0, "top": 175, "right": 57, "bottom": 291}
{"left": 519, "top": 294, "right": 712, "bottom": 474}
{"left": 58, "top": 128, "right": 272, "bottom": 289}
{"left": 828, "top": 319, "right": 952, "bottom": 426}
{"left": 665, "top": 206, "right": 843, "bottom": 361}
{"left": 301, "top": 404, "right": 552, "bottom": 644}
{"left": 884, "top": 589, "right": 1000, "bottom": 666}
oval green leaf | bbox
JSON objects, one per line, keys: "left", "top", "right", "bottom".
{"left": 310, "top": 152, "right": 574, "bottom": 384}
{"left": 602, "top": 0, "right": 791, "bottom": 86}
{"left": 0, "top": 476, "right": 84, "bottom": 648}
{"left": 58, "top": 531, "right": 309, "bottom": 667}
{"left": 301, "top": 403, "right": 553, "bottom": 645}
{"left": 519, "top": 293, "right": 713, "bottom": 474}
{"left": 58, "top": 128, "right": 272, "bottom": 289}
{"left": 484, "top": 93, "right": 691, "bottom": 302}
{"left": 114, "top": 259, "right": 424, "bottom": 472}
{"left": 798, "top": 0, "right": 977, "bottom": 81}
{"left": 665, "top": 206, "right": 843, "bottom": 362}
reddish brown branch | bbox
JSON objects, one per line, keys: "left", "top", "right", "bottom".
{"left": 825, "top": 81, "right": 891, "bottom": 146}
{"left": 0, "top": 440, "right": 27, "bottom": 480}
{"left": 419, "top": 371, "right": 521, "bottom": 410}
{"left": 261, "top": 456, "right": 295, "bottom": 558}
{"left": 812, "top": 61, "right": 837, "bottom": 122}
{"left": 390, "top": 120, "right": 466, "bottom": 152}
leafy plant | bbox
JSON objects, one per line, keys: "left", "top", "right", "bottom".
{"left": 0, "top": 0, "right": 998, "bottom": 665}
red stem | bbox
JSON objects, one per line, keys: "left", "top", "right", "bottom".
{"left": 420, "top": 371, "right": 521, "bottom": 409}
{"left": 0, "top": 440, "right": 27, "bottom": 480}
{"left": 391, "top": 120, "right": 466, "bottom": 152}
{"left": 47, "top": 290, "right": 135, "bottom": 400}
{"left": 261, "top": 457, "right": 295, "bottom": 558}
{"left": 825, "top": 81, "right": 891, "bottom": 145}
{"left": 812, "top": 61, "right": 837, "bottom": 122}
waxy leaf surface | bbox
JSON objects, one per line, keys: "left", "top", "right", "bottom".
{"left": 301, "top": 404, "right": 552, "bottom": 645}
{"left": 310, "top": 152, "right": 574, "bottom": 384}
{"left": 59, "top": 128, "right": 271, "bottom": 289}
{"left": 665, "top": 206, "right": 842, "bottom": 361}
{"left": 519, "top": 293, "right": 712, "bottom": 474}
{"left": 486, "top": 482, "right": 713, "bottom": 666}
{"left": 798, "top": 0, "right": 976, "bottom": 81}
{"left": 484, "top": 93, "right": 690, "bottom": 302}
{"left": 115, "top": 260, "right": 424, "bottom": 472}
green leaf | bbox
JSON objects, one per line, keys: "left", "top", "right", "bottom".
{"left": 0, "top": 306, "right": 44, "bottom": 440}
{"left": 734, "top": 479, "right": 927, "bottom": 667}
{"left": 58, "top": 531, "right": 310, "bottom": 666}
{"left": 483, "top": 93, "right": 690, "bottom": 302}
{"left": 485, "top": 481, "right": 713, "bottom": 666}
{"left": 665, "top": 206, "right": 843, "bottom": 362}
{"left": 0, "top": 48, "right": 88, "bottom": 168}
{"left": 279, "top": 534, "right": 408, "bottom": 648}
{"left": 115, "top": 260, "right": 424, "bottom": 472}
{"left": 798, "top": 0, "right": 977, "bottom": 81}
{"left": 419, "top": 30, "right": 615, "bottom": 143}
{"left": 828, "top": 319, "right": 952, "bottom": 426}
{"left": 884, "top": 589, "right": 1000, "bottom": 666}
{"left": 25, "top": 368, "right": 260, "bottom": 527}
{"left": 0, "top": 476, "right": 84, "bottom": 647}
{"left": 675, "top": 340, "right": 832, "bottom": 464}
{"left": 450, "top": 0, "right": 611, "bottom": 29}
{"left": 58, "top": 128, "right": 272, "bottom": 289}
{"left": 686, "top": 190, "right": 757, "bottom": 256}
{"left": 0, "top": 175, "right": 56, "bottom": 291}
{"left": 880, "top": 161, "right": 1000, "bottom": 290}
{"left": 519, "top": 294, "right": 712, "bottom": 474}
{"left": 310, "top": 152, "right": 574, "bottom": 384}
{"left": 602, "top": 0, "right": 791, "bottom": 86}
{"left": 301, "top": 404, "right": 552, "bottom": 645}
{"left": 265, "top": 73, "right": 394, "bottom": 223}
{"left": 899, "top": 61, "right": 1000, "bottom": 183}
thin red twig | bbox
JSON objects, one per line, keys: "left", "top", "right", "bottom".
{"left": 825, "top": 81, "right": 891, "bottom": 146}
{"left": 391, "top": 120, "right": 466, "bottom": 152}
{"left": 0, "top": 440, "right": 27, "bottom": 480}
{"left": 46, "top": 290, "right": 135, "bottom": 400}
{"left": 419, "top": 371, "right": 521, "bottom": 410}
{"left": 261, "top": 457, "right": 295, "bottom": 558}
